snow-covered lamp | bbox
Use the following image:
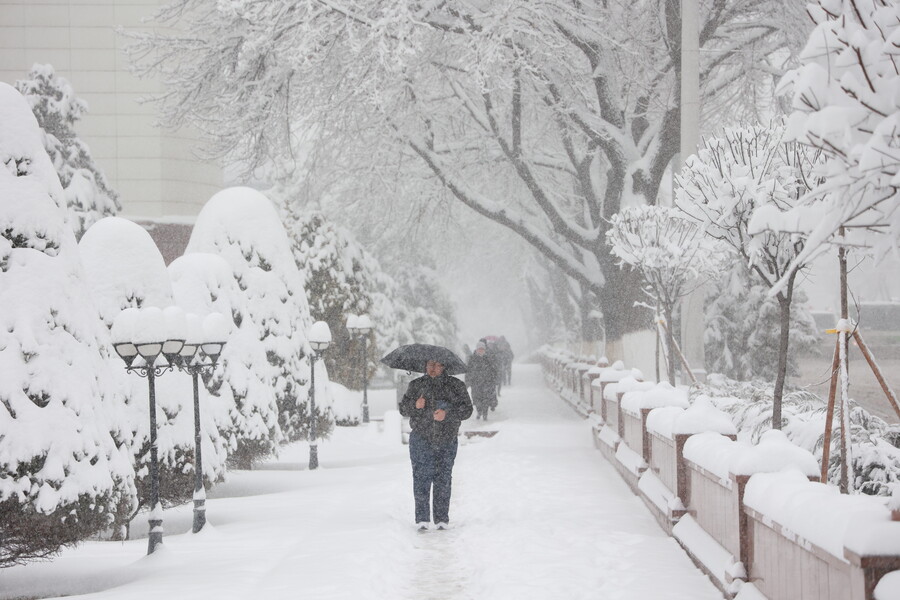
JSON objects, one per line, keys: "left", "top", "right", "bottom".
{"left": 346, "top": 313, "right": 373, "bottom": 424}
{"left": 112, "top": 307, "right": 140, "bottom": 367}
{"left": 199, "top": 312, "right": 230, "bottom": 363}
{"left": 307, "top": 320, "right": 331, "bottom": 471}
{"left": 133, "top": 307, "right": 166, "bottom": 364}
{"left": 179, "top": 313, "right": 203, "bottom": 364}
{"left": 346, "top": 313, "right": 359, "bottom": 335}
{"left": 309, "top": 320, "right": 332, "bottom": 353}
{"left": 161, "top": 306, "right": 187, "bottom": 365}
{"left": 355, "top": 314, "right": 373, "bottom": 335}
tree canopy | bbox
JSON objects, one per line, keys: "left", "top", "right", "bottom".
{"left": 126, "top": 0, "right": 803, "bottom": 340}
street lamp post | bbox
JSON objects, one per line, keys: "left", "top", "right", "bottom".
{"left": 111, "top": 306, "right": 187, "bottom": 555}
{"left": 172, "top": 312, "right": 229, "bottom": 533}
{"left": 308, "top": 321, "right": 332, "bottom": 470}
{"left": 347, "top": 314, "right": 373, "bottom": 423}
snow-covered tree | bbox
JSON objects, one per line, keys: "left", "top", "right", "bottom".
{"left": 186, "top": 187, "right": 326, "bottom": 456}
{"left": 125, "top": 0, "right": 802, "bottom": 343}
{"left": 704, "top": 263, "right": 818, "bottom": 382}
{"left": 607, "top": 205, "right": 726, "bottom": 384}
{"left": 391, "top": 264, "right": 459, "bottom": 349}
{"left": 777, "top": 0, "right": 900, "bottom": 264}
{"left": 0, "top": 83, "right": 135, "bottom": 565}
{"left": 15, "top": 64, "right": 120, "bottom": 240}
{"left": 675, "top": 124, "right": 823, "bottom": 428}
{"left": 280, "top": 206, "right": 374, "bottom": 389}
{"left": 168, "top": 253, "right": 254, "bottom": 479}
{"left": 79, "top": 217, "right": 225, "bottom": 522}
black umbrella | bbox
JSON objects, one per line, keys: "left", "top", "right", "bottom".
{"left": 380, "top": 343, "right": 468, "bottom": 375}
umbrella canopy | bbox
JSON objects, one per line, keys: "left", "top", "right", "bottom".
{"left": 380, "top": 343, "right": 467, "bottom": 375}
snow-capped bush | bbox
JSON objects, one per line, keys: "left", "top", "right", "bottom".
{"left": 169, "top": 253, "right": 262, "bottom": 471}
{"left": 695, "top": 374, "right": 900, "bottom": 496}
{"left": 0, "top": 83, "right": 136, "bottom": 565}
{"left": 186, "top": 187, "right": 327, "bottom": 459}
{"left": 80, "top": 217, "right": 220, "bottom": 518}
{"left": 14, "top": 64, "right": 120, "bottom": 240}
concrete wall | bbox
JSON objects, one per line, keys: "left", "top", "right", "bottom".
{"left": 0, "top": 0, "right": 222, "bottom": 219}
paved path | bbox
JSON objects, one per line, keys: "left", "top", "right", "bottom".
{"left": 0, "top": 364, "right": 721, "bottom": 600}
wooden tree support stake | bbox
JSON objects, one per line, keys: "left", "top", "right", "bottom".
{"left": 852, "top": 330, "right": 900, "bottom": 420}
{"left": 821, "top": 338, "right": 840, "bottom": 483}
{"left": 658, "top": 319, "right": 698, "bottom": 385}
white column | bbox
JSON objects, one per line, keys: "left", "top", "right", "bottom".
{"left": 679, "top": 0, "right": 706, "bottom": 382}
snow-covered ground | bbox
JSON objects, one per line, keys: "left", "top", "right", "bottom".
{"left": 0, "top": 365, "right": 720, "bottom": 600}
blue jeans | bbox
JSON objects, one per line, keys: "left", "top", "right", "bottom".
{"left": 409, "top": 432, "right": 459, "bottom": 524}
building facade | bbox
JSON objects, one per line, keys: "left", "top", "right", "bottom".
{"left": 0, "top": 0, "right": 222, "bottom": 224}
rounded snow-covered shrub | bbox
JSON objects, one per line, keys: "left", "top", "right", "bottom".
{"left": 169, "top": 253, "right": 256, "bottom": 469}
{"left": 0, "top": 83, "right": 136, "bottom": 565}
{"left": 186, "top": 187, "right": 324, "bottom": 465}
{"left": 80, "top": 217, "right": 219, "bottom": 521}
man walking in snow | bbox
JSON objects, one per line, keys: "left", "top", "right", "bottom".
{"left": 399, "top": 359, "right": 473, "bottom": 530}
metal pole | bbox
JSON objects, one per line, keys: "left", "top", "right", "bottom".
{"left": 361, "top": 335, "right": 369, "bottom": 423}
{"left": 147, "top": 368, "right": 163, "bottom": 554}
{"left": 309, "top": 353, "right": 318, "bottom": 470}
{"left": 191, "top": 368, "right": 206, "bottom": 533}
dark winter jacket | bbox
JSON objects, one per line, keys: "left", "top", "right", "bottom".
{"left": 399, "top": 373, "right": 473, "bottom": 444}
{"left": 467, "top": 352, "right": 498, "bottom": 402}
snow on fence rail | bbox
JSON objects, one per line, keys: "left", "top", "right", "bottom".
{"left": 537, "top": 346, "right": 900, "bottom": 600}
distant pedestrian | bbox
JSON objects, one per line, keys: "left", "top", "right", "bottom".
{"left": 398, "top": 359, "right": 473, "bottom": 531}
{"left": 481, "top": 337, "right": 504, "bottom": 397}
{"left": 496, "top": 336, "right": 514, "bottom": 385}
{"left": 468, "top": 341, "right": 499, "bottom": 420}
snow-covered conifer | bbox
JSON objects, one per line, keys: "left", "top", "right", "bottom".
{"left": 168, "top": 253, "right": 260, "bottom": 470}
{"left": 704, "top": 264, "right": 818, "bottom": 381}
{"left": 281, "top": 207, "right": 374, "bottom": 389}
{"left": 79, "top": 217, "right": 221, "bottom": 518}
{"left": 0, "top": 83, "right": 135, "bottom": 565}
{"left": 186, "top": 187, "right": 324, "bottom": 455}
{"left": 391, "top": 264, "right": 458, "bottom": 349}
{"left": 15, "top": 64, "right": 120, "bottom": 240}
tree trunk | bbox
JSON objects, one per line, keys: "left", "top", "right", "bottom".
{"left": 599, "top": 258, "right": 652, "bottom": 341}
{"left": 662, "top": 304, "right": 677, "bottom": 385}
{"left": 772, "top": 293, "right": 792, "bottom": 430}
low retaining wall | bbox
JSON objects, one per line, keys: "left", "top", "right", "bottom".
{"left": 538, "top": 347, "right": 900, "bottom": 600}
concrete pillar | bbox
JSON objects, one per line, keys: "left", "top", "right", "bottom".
{"left": 678, "top": 0, "right": 706, "bottom": 381}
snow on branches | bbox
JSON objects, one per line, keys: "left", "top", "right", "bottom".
{"left": 607, "top": 205, "right": 727, "bottom": 307}
{"left": 15, "top": 65, "right": 120, "bottom": 240}
{"left": 186, "top": 187, "right": 322, "bottom": 460}
{"left": 80, "top": 217, "right": 226, "bottom": 515}
{"left": 778, "top": 0, "right": 900, "bottom": 260}
{"left": 124, "top": 0, "right": 799, "bottom": 341}
{"left": 607, "top": 205, "right": 727, "bottom": 383}
{"left": 0, "top": 84, "right": 135, "bottom": 564}
{"left": 675, "top": 124, "right": 823, "bottom": 427}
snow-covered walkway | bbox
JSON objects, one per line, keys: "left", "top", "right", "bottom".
{"left": 1, "top": 365, "right": 721, "bottom": 600}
